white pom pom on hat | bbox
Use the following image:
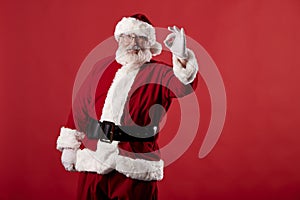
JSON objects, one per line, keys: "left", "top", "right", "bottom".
{"left": 114, "top": 14, "right": 162, "bottom": 56}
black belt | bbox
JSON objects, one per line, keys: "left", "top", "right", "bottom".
{"left": 86, "top": 119, "right": 157, "bottom": 143}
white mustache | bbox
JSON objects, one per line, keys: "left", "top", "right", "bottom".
{"left": 127, "top": 45, "right": 141, "bottom": 51}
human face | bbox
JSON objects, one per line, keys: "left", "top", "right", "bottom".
{"left": 115, "top": 33, "right": 152, "bottom": 66}
{"left": 118, "top": 33, "right": 149, "bottom": 54}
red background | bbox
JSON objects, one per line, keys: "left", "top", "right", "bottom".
{"left": 1, "top": 0, "right": 300, "bottom": 199}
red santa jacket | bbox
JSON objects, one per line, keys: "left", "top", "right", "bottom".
{"left": 57, "top": 49, "right": 198, "bottom": 181}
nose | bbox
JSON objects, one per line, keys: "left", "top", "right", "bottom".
{"left": 130, "top": 36, "right": 138, "bottom": 45}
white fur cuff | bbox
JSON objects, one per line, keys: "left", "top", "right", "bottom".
{"left": 56, "top": 127, "right": 85, "bottom": 151}
{"left": 74, "top": 140, "right": 164, "bottom": 181}
{"left": 173, "top": 49, "right": 198, "bottom": 85}
{"left": 115, "top": 156, "right": 164, "bottom": 181}
{"left": 75, "top": 141, "right": 119, "bottom": 174}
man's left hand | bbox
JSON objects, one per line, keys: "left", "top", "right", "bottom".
{"left": 164, "top": 26, "right": 188, "bottom": 60}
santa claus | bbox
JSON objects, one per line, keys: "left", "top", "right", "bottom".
{"left": 56, "top": 14, "right": 199, "bottom": 200}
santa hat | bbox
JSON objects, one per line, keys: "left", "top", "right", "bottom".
{"left": 114, "top": 14, "right": 162, "bottom": 56}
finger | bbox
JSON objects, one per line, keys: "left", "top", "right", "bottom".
{"left": 180, "top": 27, "right": 185, "bottom": 36}
{"left": 173, "top": 26, "right": 180, "bottom": 32}
{"left": 164, "top": 30, "right": 177, "bottom": 48}
{"left": 165, "top": 32, "right": 175, "bottom": 40}
{"left": 163, "top": 38, "right": 173, "bottom": 48}
{"left": 180, "top": 28, "right": 186, "bottom": 39}
{"left": 180, "top": 28, "right": 187, "bottom": 52}
{"left": 168, "top": 26, "right": 175, "bottom": 33}
{"left": 164, "top": 37, "right": 175, "bottom": 47}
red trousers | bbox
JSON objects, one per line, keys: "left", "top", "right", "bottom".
{"left": 77, "top": 171, "right": 158, "bottom": 200}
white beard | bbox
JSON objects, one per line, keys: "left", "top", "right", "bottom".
{"left": 115, "top": 45, "right": 152, "bottom": 67}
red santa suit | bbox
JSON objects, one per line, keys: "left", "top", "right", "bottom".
{"left": 56, "top": 15, "right": 198, "bottom": 200}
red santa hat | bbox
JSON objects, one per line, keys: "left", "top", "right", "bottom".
{"left": 114, "top": 14, "right": 162, "bottom": 56}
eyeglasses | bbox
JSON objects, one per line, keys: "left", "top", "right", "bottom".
{"left": 119, "top": 34, "right": 148, "bottom": 43}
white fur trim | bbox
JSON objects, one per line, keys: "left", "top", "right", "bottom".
{"left": 56, "top": 127, "right": 85, "bottom": 151}
{"left": 75, "top": 140, "right": 164, "bottom": 181}
{"left": 115, "top": 156, "right": 164, "bottom": 181}
{"left": 75, "top": 141, "right": 119, "bottom": 174}
{"left": 74, "top": 62, "right": 164, "bottom": 181}
{"left": 173, "top": 49, "right": 199, "bottom": 85}
{"left": 114, "top": 17, "right": 156, "bottom": 46}
{"left": 100, "top": 64, "right": 140, "bottom": 125}
{"left": 150, "top": 42, "right": 162, "bottom": 56}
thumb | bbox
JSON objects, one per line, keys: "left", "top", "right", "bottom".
{"left": 164, "top": 33, "right": 176, "bottom": 48}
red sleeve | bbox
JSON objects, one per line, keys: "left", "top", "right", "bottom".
{"left": 161, "top": 65, "right": 198, "bottom": 99}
